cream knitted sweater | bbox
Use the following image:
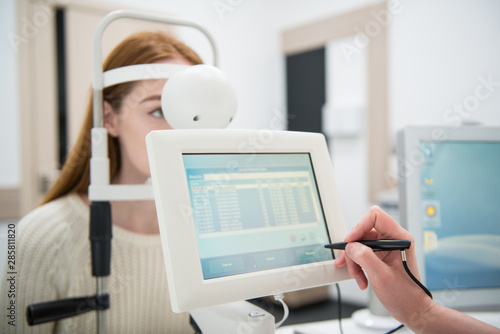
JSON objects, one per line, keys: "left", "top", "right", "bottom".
{"left": 0, "top": 194, "right": 192, "bottom": 333}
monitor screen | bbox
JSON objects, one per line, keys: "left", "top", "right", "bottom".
{"left": 146, "top": 129, "right": 350, "bottom": 312}
{"left": 418, "top": 141, "right": 500, "bottom": 291}
{"left": 182, "top": 153, "right": 333, "bottom": 280}
{"left": 398, "top": 126, "right": 500, "bottom": 311}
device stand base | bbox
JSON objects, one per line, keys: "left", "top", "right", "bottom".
{"left": 190, "top": 300, "right": 275, "bottom": 334}
{"left": 352, "top": 308, "right": 401, "bottom": 331}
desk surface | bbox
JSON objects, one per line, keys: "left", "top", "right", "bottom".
{"left": 276, "top": 318, "right": 411, "bottom": 334}
{"left": 276, "top": 310, "right": 500, "bottom": 334}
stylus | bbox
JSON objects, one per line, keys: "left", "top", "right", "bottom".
{"left": 324, "top": 239, "right": 411, "bottom": 251}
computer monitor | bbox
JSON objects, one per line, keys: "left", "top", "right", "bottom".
{"left": 397, "top": 126, "right": 500, "bottom": 311}
{"left": 146, "top": 129, "right": 351, "bottom": 313}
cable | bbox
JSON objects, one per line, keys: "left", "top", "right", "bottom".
{"left": 335, "top": 283, "right": 344, "bottom": 334}
{"left": 384, "top": 250, "right": 433, "bottom": 334}
{"left": 386, "top": 324, "right": 405, "bottom": 333}
{"left": 274, "top": 294, "right": 289, "bottom": 329}
{"left": 401, "top": 257, "right": 433, "bottom": 299}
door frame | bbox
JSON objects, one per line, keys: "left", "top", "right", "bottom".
{"left": 282, "top": 1, "right": 391, "bottom": 202}
{"left": 15, "top": 0, "right": 149, "bottom": 214}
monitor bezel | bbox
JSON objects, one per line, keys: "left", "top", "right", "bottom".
{"left": 146, "top": 129, "right": 351, "bottom": 313}
{"left": 397, "top": 125, "right": 500, "bottom": 311}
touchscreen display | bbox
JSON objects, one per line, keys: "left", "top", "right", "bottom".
{"left": 182, "top": 153, "right": 333, "bottom": 279}
{"left": 419, "top": 141, "right": 500, "bottom": 290}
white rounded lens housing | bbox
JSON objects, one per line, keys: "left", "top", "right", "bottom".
{"left": 161, "top": 64, "right": 237, "bottom": 129}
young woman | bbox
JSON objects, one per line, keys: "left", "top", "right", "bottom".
{"left": 1, "top": 31, "right": 201, "bottom": 333}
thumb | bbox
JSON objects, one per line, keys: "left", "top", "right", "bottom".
{"left": 346, "top": 242, "right": 386, "bottom": 277}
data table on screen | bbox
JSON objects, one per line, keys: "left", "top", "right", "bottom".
{"left": 182, "top": 153, "right": 334, "bottom": 279}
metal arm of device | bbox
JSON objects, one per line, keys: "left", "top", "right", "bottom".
{"left": 26, "top": 295, "right": 110, "bottom": 326}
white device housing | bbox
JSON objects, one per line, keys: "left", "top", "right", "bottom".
{"left": 146, "top": 129, "right": 351, "bottom": 313}
{"left": 161, "top": 65, "right": 237, "bottom": 129}
{"left": 397, "top": 125, "right": 500, "bottom": 311}
{"left": 190, "top": 301, "right": 275, "bottom": 334}
{"left": 89, "top": 10, "right": 236, "bottom": 202}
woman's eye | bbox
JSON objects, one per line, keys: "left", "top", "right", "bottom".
{"left": 150, "top": 108, "right": 164, "bottom": 118}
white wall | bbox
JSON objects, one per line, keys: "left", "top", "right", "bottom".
{"left": 390, "top": 0, "right": 500, "bottom": 137}
{"left": 0, "top": 0, "right": 20, "bottom": 187}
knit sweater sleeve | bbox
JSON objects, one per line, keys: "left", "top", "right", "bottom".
{"left": 0, "top": 196, "right": 83, "bottom": 334}
{"left": 1, "top": 194, "right": 193, "bottom": 333}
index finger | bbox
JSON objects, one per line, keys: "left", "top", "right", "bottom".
{"left": 345, "top": 206, "right": 412, "bottom": 242}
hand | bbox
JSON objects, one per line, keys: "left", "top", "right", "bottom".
{"left": 335, "top": 206, "right": 500, "bottom": 333}
{"left": 334, "top": 206, "right": 434, "bottom": 325}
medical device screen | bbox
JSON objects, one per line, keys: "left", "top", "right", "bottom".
{"left": 419, "top": 141, "right": 500, "bottom": 291}
{"left": 182, "top": 153, "right": 333, "bottom": 279}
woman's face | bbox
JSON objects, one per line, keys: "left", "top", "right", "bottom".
{"left": 105, "top": 57, "right": 193, "bottom": 183}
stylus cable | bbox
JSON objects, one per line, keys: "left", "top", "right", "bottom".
{"left": 385, "top": 251, "right": 433, "bottom": 334}
{"left": 335, "top": 283, "right": 344, "bottom": 334}
{"left": 274, "top": 294, "right": 289, "bottom": 329}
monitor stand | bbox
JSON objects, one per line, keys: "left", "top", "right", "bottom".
{"left": 352, "top": 286, "right": 401, "bottom": 331}
{"left": 190, "top": 300, "right": 275, "bottom": 334}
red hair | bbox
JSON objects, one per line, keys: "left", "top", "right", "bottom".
{"left": 41, "top": 31, "right": 202, "bottom": 204}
